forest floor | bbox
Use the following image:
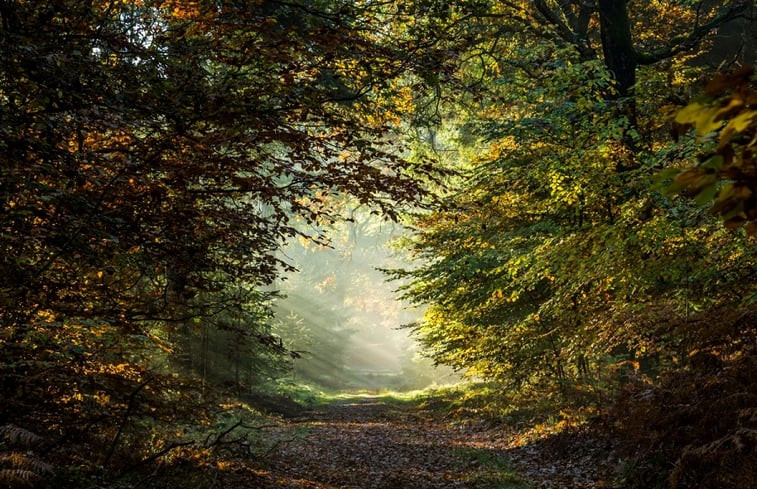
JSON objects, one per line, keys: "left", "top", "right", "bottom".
{"left": 221, "top": 394, "right": 620, "bottom": 489}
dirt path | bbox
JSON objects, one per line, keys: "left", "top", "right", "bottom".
{"left": 255, "top": 395, "right": 527, "bottom": 489}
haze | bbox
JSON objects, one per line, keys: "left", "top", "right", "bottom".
{"left": 273, "top": 213, "right": 457, "bottom": 392}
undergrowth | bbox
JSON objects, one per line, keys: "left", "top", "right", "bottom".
{"left": 606, "top": 309, "right": 757, "bottom": 489}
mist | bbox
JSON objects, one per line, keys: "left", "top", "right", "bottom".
{"left": 272, "top": 211, "right": 458, "bottom": 392}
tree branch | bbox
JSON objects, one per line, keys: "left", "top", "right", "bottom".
{"left": 533, "top": 0, "right": 578, "bottom": 44}
{"left": 635, "top": 1, "right": 752, "bottom": 65}
{"left": 103, "top": 377, "right": 153, "bottom": 467}
{"left": 118, "top": 440, "right": 196, "bottom": 477}
{"left": 532, "top": 0, "right": 596, "bottom": 58}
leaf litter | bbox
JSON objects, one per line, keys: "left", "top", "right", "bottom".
{"left": 222, "top": 395, "right": 619, "bottom": 488}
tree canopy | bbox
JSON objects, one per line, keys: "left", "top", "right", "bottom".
{"left": 387, "top": 2, "right": 755, "bottom": 486}
{"left": 1, "top": 0, "right": 447, "bottom": 483}
{"left": 1, "top": 1, "right": 755, "bottom": 488}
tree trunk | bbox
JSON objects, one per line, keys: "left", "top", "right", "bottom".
{"left": 598, "top": 0, "right": 639, "bottom": 168}
{"left": 597, "top": 0, "right": 636, "bottom": 99}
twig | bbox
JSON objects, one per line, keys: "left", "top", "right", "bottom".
{"left": 102, "top": 376, "right": 153, "bottom": 467}
{"left": 118, "top": 440, "right": 196, "bottom": 477}
{"left": 263, "top": 436, "right": 300, "bottom": 458}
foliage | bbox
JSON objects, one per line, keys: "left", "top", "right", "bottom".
{"left": 392, "top": 3, "right": 756, "bottom": 486}
{"left": 0, "top": 0, "right": 439, "bottom": 333}
{"left": 394, "top": 0, "right": 756, "bottom": 391}
{"left": 0, "top": 0, "right": 443, "bottom": 482}
{"left": 2, "top": 0, "right": 755, "bottom": 486}
{"left": 663, "top": 66, "right": 757, "bottom": 233}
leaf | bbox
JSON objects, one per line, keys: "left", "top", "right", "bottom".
{"left": 744, "top": 221, "right": 757, "bottom": 235}
{"left": 673, "top": 169, "right": 714, "bottom": 191}
{"left": 726, "top": 109, "right": 756, "bottom": 133}
{"left": 721, "top": 202, "right": 746, "bottom": 222}
{"left": 701, "top": 155, "right": 724, "bottom": 170}
{"left": 675, "top": 101, "right": 732, "bottom": 137}
{"left": 724, "top": 217, "right": 746, "bottom": 229}
{"left": 674, "top": 102, "right": 706, "bottom": 125}
{"left": 719, "top": 110, "right": 757, "bottom": 147}
{"left": 655, "top": 168, "right": 680, "bottom": 181}
{"left": 694, "top": 107, "right": 725, "bottom": 136}
{"left": 694, "top": 183, "right": 719, "bottom": 206}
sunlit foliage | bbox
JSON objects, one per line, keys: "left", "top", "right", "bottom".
{"left": 391, "top": 3, "right": 756, "bottom": 484}
{"left": 1, "top": 0, "right": 755, "bottom": 486}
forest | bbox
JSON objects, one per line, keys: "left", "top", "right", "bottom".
{"left": 0, "top": 1, "right": 755, "bottom": 488}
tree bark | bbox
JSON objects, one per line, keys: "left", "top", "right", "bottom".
{"left": 597, "top": 0, "right": 636, "bottom": 99}
{"left": 598, "top": 0, "right": 639, "bottom": 168}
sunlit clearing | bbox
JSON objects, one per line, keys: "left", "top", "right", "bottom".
{"left": 273, "top": 211, "right": 459, "bottom": 392}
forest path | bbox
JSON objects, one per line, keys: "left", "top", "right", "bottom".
{"left": 255, "top": 394, "right": 528, "bottom": 489}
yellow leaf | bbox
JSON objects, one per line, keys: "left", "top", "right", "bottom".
{"left": 674, "top": 102, "right": 706, "bottom": 124}
{"left": 714, "top": 97, "right": 744, "bottom": 119}
{"left": 718, "top": 182, "right": 736, "bottom": 200}
{"left": 694, "top": 107, "right": 724, "bottom": 136}
{"left": 674, "top": 102, "right": 728, "bottom": 136}
{"left": 720, "top": 110, "right": 757, "bottom": 145}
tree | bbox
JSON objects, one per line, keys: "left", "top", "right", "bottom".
{"left": 530, "top": 1, "right": 752, "bottom": 97}
{"left": 392, "top": 0, "right": 757, "bottom": 398}
{"left": 0, "top": 0, "right": 447, "bottom": 477}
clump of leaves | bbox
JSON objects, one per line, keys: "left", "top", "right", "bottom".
{"left": 664, "top": 66, "right": 757, "bottom": 233}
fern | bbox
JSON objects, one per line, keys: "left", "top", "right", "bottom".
{"left": 0, "top": 468, "right": 39, "bottom": 485}
{"left": 0, "top": 425, "right": 42, "bottom": 448}
{"left": 0, "top": 424, "right": 53, "bottom": 487}
{"left": 0, "top": 453, "right": 53, "bottom": 474}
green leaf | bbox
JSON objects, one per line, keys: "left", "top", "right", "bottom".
{"left": 694, "top": 183, "right": 718, "bottom": 205}
{"left": 654, "top": 167, "right": 680, "bottom": 183}
{"left": 701, "top": 155, "right": 724, "bottom": 170}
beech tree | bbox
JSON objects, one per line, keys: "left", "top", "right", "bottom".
{"left": 1, "top": 0, "right": 754, "bottom": 485}
{"left": 0, "top": 0, "right": 441, "bottom": 330}
{"left": 0, "top": 0, "right": 448, "bottom": 478}
{"left": 393, "top": 0, "right": 756, "bottom": 393}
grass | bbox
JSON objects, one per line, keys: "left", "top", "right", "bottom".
{"left": 278, "top": 380, "right": 594, "bottom": 433}
{"left": 276, "top": 380, "right": 452, "bottom": 408}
